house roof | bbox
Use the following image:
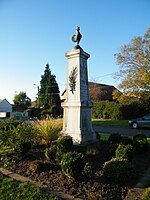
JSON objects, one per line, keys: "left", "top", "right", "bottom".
{"left": 88, "top": 82, "right": 118, "bottom": 102}
{"left": 0, "top": 99, "right": 11, "bottom": 105}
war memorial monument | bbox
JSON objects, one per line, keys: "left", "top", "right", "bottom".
{"left": 61, "top": 26, "right": 96, "bottom": 144}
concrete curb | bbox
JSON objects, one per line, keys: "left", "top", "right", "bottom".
{"left": 0, "top": 167, "right": 82, "bottom": 200}
{"left": 1, "top": 164, "right": 150, "bottom": 200}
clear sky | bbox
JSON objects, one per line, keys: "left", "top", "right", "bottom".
{"left": 0, "top": 0, "right": 150, "bottom": 103}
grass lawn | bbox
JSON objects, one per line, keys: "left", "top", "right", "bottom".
{"left": 99, "top": 133, "right": 150, "bottom": 144}
{"left": 0, "top": 173, "right": 59, "bottom": 200}
{"left": 92, "top": 119, "right": 128, "bottom": 127}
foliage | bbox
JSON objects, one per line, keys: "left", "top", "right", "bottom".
{"left": 92, "top": 101, "right": 122, "bottom": 119}
{"left": 14, "top": 123, "right": 39, "bottom": 146}
{"left": 114, "top": 27, "right": 150, "bottom": 112}
{"left": 45, "top": 146, "right": 56, "bottom": 161}
{"left": 0, "top": 173, "right": 59, "bottom": 200}
{"left": 102, "top": 143, "right": 118, "bottom": 161}
{"left": 92, "top": 101, "right": 106, "bottom": 118}
{"left": 115, "top": 144, "right": 133, "bottom": 160}
{"left": 57, "top": 135, "right": 73, "bottom": 151}
{"left": 13, "top": 91, "right": 31, "bottom": 110}
{"left": 142, "top": 187, "right": 150, "bottom": 200}
{"left": 34, "top": 117, "right": 62, "bottom": 144}
{"left": 133, "top": 133, "right": 149, "bottom": 153}
{"left": 92, "top": 100, "right": 147, "bottom": 120}
{"left": 103, "top": 158, "right": 136, "bottom": 184}
{"left": 55, "top": 148, "right": 65, "bottom": 164}
{"left": 61, "top": 151, "right": 85, "bottom": 179}
{"left": 121, "top": 136, "right": 133, "bottom": 145}
{"left": 120, "top": 103, "right": 146, "bottom": 119}
{"left": 108, "top": 133, "right": 122, "bottom": 144}
{"left": 37, "top": 64, "right": 61, "bottom": 117}
{"left": 14, "top": 139, "right": 31, "bottom": 155}
{"left": 0, "top": 118, "right": 18, "bottom": 146}
{"left": 83, "top": 162, "right": 92, "bottom": 176}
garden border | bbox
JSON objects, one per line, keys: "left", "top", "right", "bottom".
{"left": 0, "top": 167, "right": 82, "bottom": 200}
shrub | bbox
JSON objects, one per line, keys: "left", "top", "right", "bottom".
{"left": 142, "top": 187, "right": 150, "bottom": 200}
{"left": 14, "top": 139, "right": 31, "bottom": 155}
{"left": 0, "top": 118, "right": 18, "bottom": 146}
{"left": 115, "top": 144, "right": 133, "bottom": 160}
{"left": 92, "top": 101, "right": 106, "bottom": 118}
{"left": 103, "top": 158, "right": 136, "bottom": 184}
{"left": 14, "top": 123, "right": 38, "bottom": 146}
{"left": 83, "top": 162, "right": 92, "bottom": 176}
{"left": 61, "top": 151, "right": 85, "bottom": 179}
{"left": 133, "top": 133, "right": 149, "bottom": 153}
{"left": 121, "top": 136, "right": 133, "bottom": 145}
{"left": 57, "top": 135, "right": 73, "bottom": 151}
{"left": 108, "top": 133, "right": 122, "bottom": 144}
{"left": 55, "top": 148, "right": 65, "bottom": 164}
{"left": 45, "top": 146, "right": 56, "bottom": 161}
{"left": 103, "top": 143, "right": 118, "bottom": 161}
{"left": 34, "top": 117, "right": 62, "bottom": 144}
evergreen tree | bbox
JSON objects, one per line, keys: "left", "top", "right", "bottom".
{"left": 37, "top": 64, "right": 61, "bottom": 116}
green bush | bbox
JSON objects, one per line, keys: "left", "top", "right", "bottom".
{"left": 133, "top": 133, "right": 149, "bottom": 154}
{"left": 14, "top": 123, "right": 39, "bottom": 146}
{"left": 103, "top": 101, "right": 122, "bottom": 120}
{"left": 103, "top": 158, "right": 136, "bottom": 184}
{"left": 92, "top": 100, "right": 147, "bottom": 120}
{"left": 0, "top": 118, "right": 18, "bottom": 146}
{"left": 115, "top": 144, "right": 133, "bottom": 160}
{"left": 55, "top": 148, "right": 65, "bottom": 164}
{"left": 45, "top": 146, "right": 56, "bottom": 161}
{"left": 57, "top": 136, "right": 73, "bottom": 151}
{"left": 103, "top": 143, "right": 118, "bottom": 161}
{"left": 142, "top": 187, "right": 150, "bottom": 200}
{"left": 61, "top": 151, "right": 85, "bottom": 179}
{"left": 92, "top": 101, "right": 106, "bottom": 118}
{"left": 14, "top": 139, "right": 31, "bottom": 155}
{"left": 121, "top": 136, "right": 133, "bottom": 145}
{"left": 108, "top": 133, "right": 122, "bottom": 144}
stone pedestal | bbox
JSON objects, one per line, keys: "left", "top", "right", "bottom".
{"left": 61, "top": 46, "right": 96, "bottom": 144}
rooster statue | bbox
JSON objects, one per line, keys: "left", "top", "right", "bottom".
{"left": 72, "top": 26, "right": 82, "bottom": 45}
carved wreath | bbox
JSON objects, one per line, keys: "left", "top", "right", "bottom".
{"left": 69, "top": 66, "right": 78, "bottom": 94}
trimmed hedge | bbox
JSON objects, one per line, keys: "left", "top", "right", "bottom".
{"left": 103, "top": 158, "right": 136, "bottom": 184}
{"left": 92, "top": 101, "right": 147, "bottom": 120}
{"left": 115, "top": 144, "right": 133, "bottom": 160}
{"left": 133, "top": 134, "right": 149, "bottom": 154}
{"left": 61, "top": 151, "right": 85, "bottom": 179}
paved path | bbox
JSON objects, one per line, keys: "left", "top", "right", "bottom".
{"left": 93, "top": 125, "right": 150, "bottom": 137}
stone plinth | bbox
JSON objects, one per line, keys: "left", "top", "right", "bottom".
{"left": 61, "top": 46, "right": 96, "bottom": 144}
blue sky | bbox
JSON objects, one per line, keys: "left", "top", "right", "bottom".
{"left": 0, "top": 0, "right": 150, "bottom": 103}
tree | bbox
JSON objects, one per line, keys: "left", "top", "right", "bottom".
{"left": 37, "top": 64, "right": 61, "bottom": 117}
{"left": 114, "top": 27, "right": 150, "bottom": 111}
{"left": 14, "top": 92, "right": 31, "bottom": 110}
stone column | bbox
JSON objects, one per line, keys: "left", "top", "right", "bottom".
{"left": 61, "top": 46, "right": 96, "bottom": 144}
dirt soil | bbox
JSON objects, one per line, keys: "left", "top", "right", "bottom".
{"left": 0, "top": 142, "right": 150, "bottom": 200}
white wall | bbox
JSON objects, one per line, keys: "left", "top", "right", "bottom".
{"left": 0, "top": 99, "right": 12, "bottom": 112}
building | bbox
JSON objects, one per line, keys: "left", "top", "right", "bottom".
{"left": 88, "top": 82, "right": 118, "bottom": 102}
{"left": 0, "top": 99, "right": 12, "bottom": 118}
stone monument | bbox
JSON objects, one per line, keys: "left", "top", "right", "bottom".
{"left": 61, "top": 26, "right": 96, "bottom": 144}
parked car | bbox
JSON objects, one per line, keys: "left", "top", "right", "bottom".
{"left": 129, "top": 114, "right": 150, "bottom": 129}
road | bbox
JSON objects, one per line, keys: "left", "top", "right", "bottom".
{"left": 93, "top": 125, "right": 150, "bottom": 137}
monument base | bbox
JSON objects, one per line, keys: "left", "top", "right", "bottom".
{"left": 61, "top": 100, "right": 97, "bottom": 144}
